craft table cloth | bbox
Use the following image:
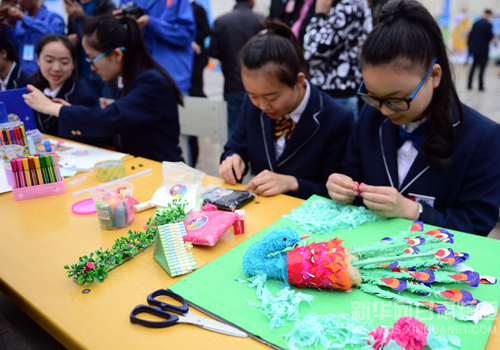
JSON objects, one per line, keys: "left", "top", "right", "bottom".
{"left": 170, "top": 196, "right": 500, "bottom": 349}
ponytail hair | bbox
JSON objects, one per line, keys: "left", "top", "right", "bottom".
{"left": 32, "top": 34, "right": 77, "bottom": 91}
{"left": 361, "top": 0, "right": 463, "bottom": 168}
{"left": 83, "top": 15, "right": 183, "bottom": 106}
{"left": 239, "top": 19, "right": 305, "bottom": 87}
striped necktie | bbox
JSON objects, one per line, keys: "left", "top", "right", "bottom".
{"left": 273, "top": 117, "right": 296, "bottom": 142}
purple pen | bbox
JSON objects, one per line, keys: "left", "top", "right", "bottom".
{"left": 9, "top": 128, "right": 16, "bottom": 145}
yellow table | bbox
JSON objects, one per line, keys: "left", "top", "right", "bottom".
{"left": 0, "top": 157, "right": 303, "bottom": 349}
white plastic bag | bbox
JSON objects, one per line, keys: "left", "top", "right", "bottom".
{"left": 149, "top": 162, "right": 205, "bottom": 213}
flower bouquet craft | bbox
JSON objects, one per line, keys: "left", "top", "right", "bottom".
{"left": 242, "top": 221, "right": 497, "bottom": 323}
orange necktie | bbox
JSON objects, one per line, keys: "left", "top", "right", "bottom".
{"left": 273, "top": 117, "right": 296, "bottom": 142}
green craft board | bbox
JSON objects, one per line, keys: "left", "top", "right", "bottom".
{"left": 170, "top": 195, "right": 500, "bottom": 349}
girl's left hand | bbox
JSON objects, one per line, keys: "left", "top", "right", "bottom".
{"left": 359, "top": 184, "right": 419, "bottom": 220}
{"left": 23, "top": 85, "right": 62, "bottom": 117}
{"left": 244, "top": 170, "right": 298, "bottom": 197}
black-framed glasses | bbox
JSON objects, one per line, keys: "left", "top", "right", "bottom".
{"left": 357, "top": 57, "right": 438, "bottom": 111}
{"left": 85, "top": 47, "right": 126, "bottom": 67}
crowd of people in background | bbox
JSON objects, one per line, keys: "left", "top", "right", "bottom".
{"left": 1, "top": 0, "right": 500, "bottom": 237}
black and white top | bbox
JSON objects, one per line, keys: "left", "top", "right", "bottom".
{"left": 302, "top": 0, "right": 372, "bottom": 98}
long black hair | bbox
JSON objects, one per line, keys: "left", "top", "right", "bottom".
{"left": 32, "top": 34, "right": 77, "bottom": 91}
{"left": 239, "top": 19, "right": 305, "bottom": 87}
{"left": 83, "top": 15, "right": 183, "bottom": 105}
{"left": 361, "top": 0, "right": 464, "bottom": 168}
{"left": 0, "top": 31, "right": 19, "bottom": 63}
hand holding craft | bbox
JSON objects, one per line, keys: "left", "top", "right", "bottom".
{"left": 358, "top": 183, "right": 419, "bottom": 220}
{"left": 219, "top": 153, "right": 245, "bottom": 185}
{"left": 23, "top": 84, "right": 63, "bottom": 117}
{"left": 244, "top": 169, "right": 298, "bottom": 197}
{"left": 326, "top": 173, "right": 357, "bottom": 204}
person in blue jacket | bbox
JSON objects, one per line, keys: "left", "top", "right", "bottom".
{"left": 219, "top": 20, "right": 353, "bottom": 200}
{"left": 2, "top": 0, "right": 64, "bottom": 75}
{"left": 0, "top": 31, "right": 30, "bottom": 90}
{"left": 30, "top": 34, "right": 97, "bottom": 143}
{"left": 23, "top": 15, "right": 183, "bottom": 162}
{"left": 114, "top": 0, "right": 196, "bottom": 93}
{"left": 327, "top": 0, "right": 500, "bottom": 236}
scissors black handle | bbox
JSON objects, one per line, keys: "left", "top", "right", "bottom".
{"left": 130, "top": 305, "right": 179, "bottom": 328}
{"left": 147, "top": 289, "right": 189, "bottom": 314}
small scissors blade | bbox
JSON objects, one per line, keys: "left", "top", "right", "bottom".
{"left": 178, "top": 313, "right": 247, "bottom": 338}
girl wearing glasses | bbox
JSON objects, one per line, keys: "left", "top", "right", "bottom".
{"left": 327, "top": 0, "right": 500, "bottom": 236}
{"left": 23, "top": 15, "right": 183, "bottom": 162}
{"left": 219, "top": 20, "right": 353, "bottom": 199}
{"left": 30, "top": 34, "right": 96, "bottom": 140}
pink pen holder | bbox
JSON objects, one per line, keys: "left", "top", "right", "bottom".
{"left": 12, "top": 180, "right": 66, "bottom": 201}
{"left": 11, "top": 152, "right": 66, "bottom": 201}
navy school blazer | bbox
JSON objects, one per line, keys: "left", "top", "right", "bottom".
{"left": 221, "top": 83, "right": 353, "bottom": 199}
{"left": 58, "top": 69, "right": 183, "bottom": 162}
{"left": 342, "top": 104, "right": 500, "bottom": 236}
{"left": 7, "top": 63, "right": 30, "bottom": 90}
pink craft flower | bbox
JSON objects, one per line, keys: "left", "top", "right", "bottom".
{"left": 368, "top": 326, "right": 390, "bottom": 350}
{"left": 83, "top": 262, "right": 95, "bottom": 274}
{"left": 127, "top": 244, "right": 131, "bottom": 248}
{"left": 391, "top": 317, "right": 427, "bottom": 350}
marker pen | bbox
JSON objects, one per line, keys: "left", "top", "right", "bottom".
{"left": 44, "top": 155, "right": 56, "bottom": 183}
{"left": 9, "top": 129, "right": 15, "bottom": 145}
{"left": 0, "top": 131, "right": 4, "bottom": 146}
{"left": 2, "top": 130, "right": 9, "bottom": 145}
{"left": 16, "top": 159, "right": 26, "bottom": 188}
{"left": 39, "top": 156, "right": 50, "bottom": 184}
{"left": 34, "top": 156, "right": 44, "bottom": 185}
{"left": 15, "top": 128, "right": 24, "bottom": 146}
{"left": 10, "top": 159, "right": 20, "bottom": 188}
{"left": 21, "top": 158, "right": 32, "bottom": 186}
{"left": 13, "top": 128, "right": 20, "bottom": 145}
{"left": 28, "top": 157, "right": 38, "bottom": 186}
{"left": 19, "top": 125, "right": 26, "bottom": 145}
{"left": 49, "top": 153, "right": 61, "bottom": 182}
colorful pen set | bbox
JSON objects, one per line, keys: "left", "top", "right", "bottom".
{"left": 10, "top": 152, "right": 62, "bottom": 189}
{"left": 0, "top": 125, "right": 27, "bottom": 147}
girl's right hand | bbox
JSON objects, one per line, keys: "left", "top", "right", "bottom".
{"left": 23, "top": 85, "right": 62, "bottom": 117}
{"left": 219, "top": 154, "right": 245, "bottom": 185}
{"left": 326, "top": 173, "right": 358, "bottom": 204}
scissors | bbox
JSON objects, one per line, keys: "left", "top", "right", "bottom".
{"left": 130, "top": 289, "right": 247, "bottom": 338}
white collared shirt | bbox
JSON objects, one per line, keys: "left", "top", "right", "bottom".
{"left": 397, "top": 117, "right": 427, "bottom": 186}
{"left": 43, "top": 85, "right": 64, "bottom": 99}
{"left": 275, "top": 80, "right": 311, "bottom": 160}
{"left": 0, "top": 62, "right": 16, "bottom": 91}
